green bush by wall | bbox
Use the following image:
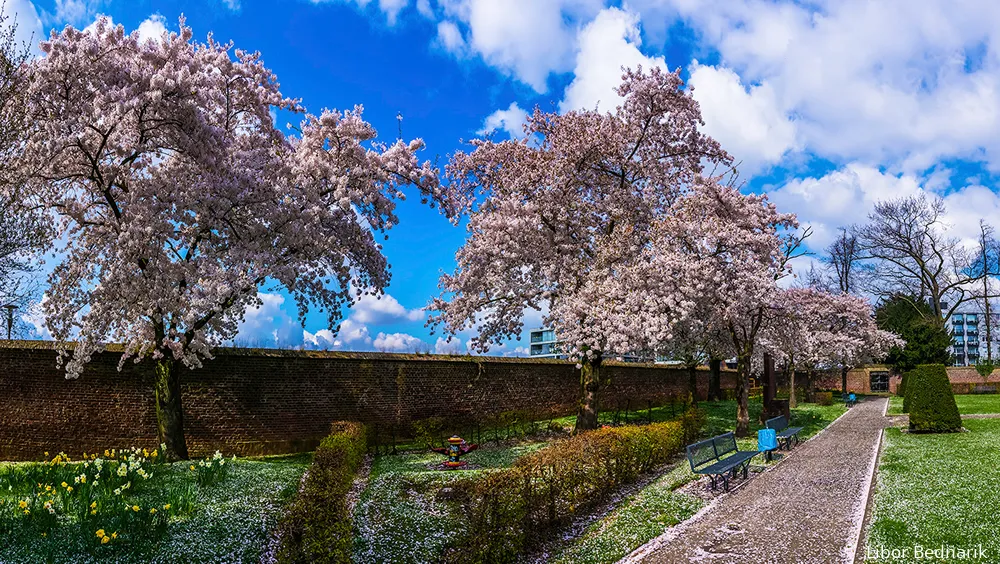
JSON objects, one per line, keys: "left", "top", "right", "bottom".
{"left": 897, "top": 372, "right": 907, "bottom": 399}
{"left": 276, "top": 421, "right": 367, "bottom": 564}
{"left": 908, "top": 364, "right": 962, "bottom": 433}
{"left": 445, "top": 413, "right": 696, "bottom": 563}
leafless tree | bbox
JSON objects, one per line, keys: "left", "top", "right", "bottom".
{"left": 853, "top": 195, "right": 995, "bottom": 326}
{"left": 824, "top": 228, "right": 867, "bottom": 294}
{"left": 969, "top": 220, "right": 1000, "bottom": 363}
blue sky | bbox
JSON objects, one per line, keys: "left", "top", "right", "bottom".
{"left": 8, "top": 0, "right": 1000, "bottom": 354}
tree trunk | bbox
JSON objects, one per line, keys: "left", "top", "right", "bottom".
{"left": 735, "top": 353, "right": 751, "bottom": 438}
{"left": 789, "top": 368, "right": 797, "bottom": 408}
{"left": 687, "top": 364, "right": 698, "bottom": 407}
{"left": 986, "top": 299, "right": 993, "bottom": 363}
{"left": 574, "top": 355, "right": 603, "bottom": 433}
{"left": 155, "top": 358, "right": 189, "bottom": 461}
{"left": 841, "top": 365, "right": 849, "bottom": 395}
{"left": 708, "top": 357, "right": 722, "bottom": 401}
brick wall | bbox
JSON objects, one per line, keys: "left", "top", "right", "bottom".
{"left": 807, "top": 365, "right": 1000, "bottom": 394}
{"left": 0, "top": 342, "right": 737, "bottom": 461}
{"left": 807, "top": 368, "right": 877, "bottom": 393}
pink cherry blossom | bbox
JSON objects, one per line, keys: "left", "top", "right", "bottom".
{"left": 761, "top": 287, "right": 902, "bottom": 405}
{"left": 430, "top": 67, "right": 731, "bottom": 431}
{"left": 10, "top": 17, "right": 458, "bottom": 459}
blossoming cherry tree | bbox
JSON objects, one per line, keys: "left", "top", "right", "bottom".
{"left": 14, "top": 18, "right": 459, "bottom": 460}
{"left": 431, "top": 67, "right": 730, "bottom": 431}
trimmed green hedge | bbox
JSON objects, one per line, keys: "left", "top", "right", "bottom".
{"left": 445, "top": 411, "right": 702, "bottom": 563}
{"left": 276, "top": 421, "right": 367, "bottom": 564}
{"left": 908, "top": 364, "right": 962, "bottom": 433}
{"left": 897, "top": 371, "right": 907, "bottom": 399}
{"left": 902, "top": 368, "right": 918, "bottom": 413}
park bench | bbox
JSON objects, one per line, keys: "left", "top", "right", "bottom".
{"left": 766, "top": 415, "right": 804, "bottom": 450}
{"left": 842, "top": 392, "right": 857, "bottom": 407}
{"left": 686, "top": 432, "right": 758, "bottom": 491}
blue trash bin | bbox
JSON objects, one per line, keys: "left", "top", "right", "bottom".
{"left": 758, "top": 428, "right": 777, "bottom": 460}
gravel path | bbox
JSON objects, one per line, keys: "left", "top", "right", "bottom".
{"left": 629, "top": 397, "right": 889, "bottom": 564}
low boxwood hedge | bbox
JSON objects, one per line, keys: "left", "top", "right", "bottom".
{"left": 445, "top": 410, "right": 702, "bottom": 563}
{"left": 276, "top": 421, "right": 367, "bottom": 564}
{"left": 907, "top": 364, "right": 962, "bottom": 433}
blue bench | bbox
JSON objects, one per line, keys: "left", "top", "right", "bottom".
{"left": 766, "top": 415, "right": 803, "bottom": 450}
{"left": 686, "top": 432, "right": 758, "bottom": 491}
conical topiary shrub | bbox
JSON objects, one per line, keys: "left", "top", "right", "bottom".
{"left": 908, "top": 364, "right": 962, "bottom": 433}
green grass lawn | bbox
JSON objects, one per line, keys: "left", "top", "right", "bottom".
{"left": 352, "top": 443, "right": 547, "bottom": 563}
{"left": 0, "top": 453, "right": 309, "bottom": 563}
{"left": 865, "top": 419, "right": 1000, "bottom": 563}
{"left": 549, "top": 463, "right": 703, "bottom": 564}
{"left": 887, "top": 394, "right": 1000, "bottom": 415}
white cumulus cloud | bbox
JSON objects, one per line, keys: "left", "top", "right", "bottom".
{"left": 436, "top": 20, "right": 464, "bottom": 53}
{"left": 688, "top": 63, "right": 798, "bottom": 173}
{"left": 560, "top": 7, "right": 666, "bottom": 112}
{"left": 478, "top": 102, "right": 528, "bottom": 139}
{"left": 136, "top": 14, "right": 166, "bottom": 43}
{"left": 349, "top": 290, "right": 425, "bottom": 324}
{"left": 374, "top": 331, "right": 427, "bottom": 352}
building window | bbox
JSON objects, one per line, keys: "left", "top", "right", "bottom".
{"left": 870, "top": 371, "right": 889, "bottom": 393}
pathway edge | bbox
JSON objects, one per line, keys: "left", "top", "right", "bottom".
{"left": 845, "top": 397, "right": 888, "bottom": 564}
